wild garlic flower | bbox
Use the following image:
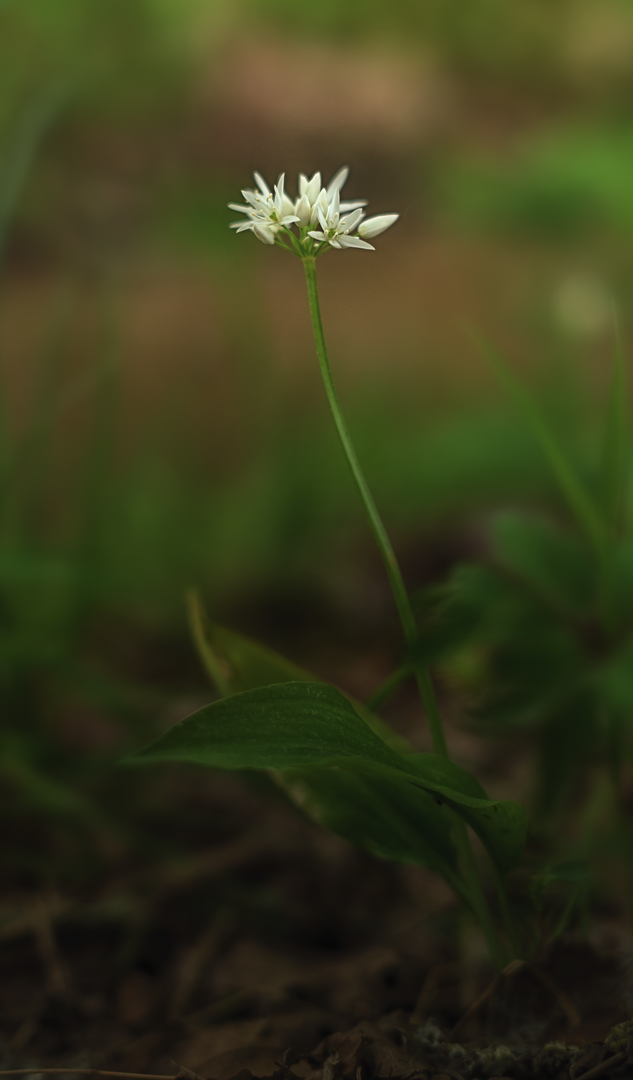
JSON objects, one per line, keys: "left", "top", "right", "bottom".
{"left": 295, "top": 167, "right": 367, "bottom": 227}
{"left": 229, "top": 172, "right": 298, "bottom": 245}
{"left": 308, "top": 188, "right": 373, "bottom": 250}
{"left": 228, "top": 167, "right": 398, "bottom": 255}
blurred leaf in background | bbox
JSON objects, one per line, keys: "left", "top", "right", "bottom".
{"left": 436, "top": 127, "right": 633, "bottom": 239}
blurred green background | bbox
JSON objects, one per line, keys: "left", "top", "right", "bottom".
{"left": 2, "top": 0, "right": 633, "bottom": 884}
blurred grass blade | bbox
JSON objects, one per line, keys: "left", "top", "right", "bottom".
{"left": 186, "top": 588, "right": 232, "bottom": 698}
{"left": 0, "top": 82, "right": 71, "bottom": 267}
{"left": 600, "top": 312, "right": 628, "bottom": 532}
{"left": 70, "top": 299, "right": 120, "bottom": 624}
{"left": 480, "top": 339, "right": 607, "bottom": 553}
{"left": 14, "top": 288, "right": 74, "bottom": 541}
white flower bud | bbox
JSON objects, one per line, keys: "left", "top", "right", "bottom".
{"left": 305, "top": 172, "right": 321, "bottom": 203}
{"left": 310, "top": 189, "right": 329, "bottom": 225}
{"left": 357, "top": 213, "right": 399, "bottom": 239}
{"left": 295, "top": 194, "right": 312, "bottom": 226}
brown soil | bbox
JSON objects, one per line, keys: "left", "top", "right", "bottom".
{"left": 1, "top": 751, "right": 631, "bottom": 1080}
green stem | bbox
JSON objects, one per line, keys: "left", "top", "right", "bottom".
{"left": 453, "top": 826, "right": 510, "bottom": 969}
{"left": 302, "top": 257, "right": 510, "bottom": 968}
{"left": 302, "top": 257, "right": 447, "bottom": 757}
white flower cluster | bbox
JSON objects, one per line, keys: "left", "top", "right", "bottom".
{"left": 229, "top": 167, "right": 398, "bottom": 252}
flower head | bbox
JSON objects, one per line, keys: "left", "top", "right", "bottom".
{"left": 228, "top": 167, "right": 397, "bottom": 255}
{"left": 229, "top": 172, "right": 299, "bottom": 244}
{"left": 308, "top": 188, "right": 374, "bottom": 250}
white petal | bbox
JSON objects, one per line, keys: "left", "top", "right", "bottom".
{"left": 340, "top": 200, "right": 368, "bottom": 211}
{"left": 306, "top": 172, "right": 321, "bottom": 203}
{"left": 274, "top": 173, "right": 286, "bottom": 208}
{"left": 308, "top": 230, "right": 327, "bottom": 241}
{"left": 326, "top": 166, "right": 349, "bottom": 196}
{"left": 279, "top": 214, "right": 300, "bottom": 225}
{"left": 231, "top": 221, "right": 255, "bottom": 232}
{"left": 337, "top": 235, "right": 375, "bottom": 250}
{"left": 317, "top": 205, "right": 329, "bottom": 232}
{"left": 338, "top": 208, "right": 364, "bottom": 232}
{"left": 280, "top": 194, "right": 296, "bottom": 218}
{"left": 253, "top": 222, "right": 276, "bottom": 244}
{"left": 329, "top": 187, "right": 340, "bottom": 221}
{"left": 311, "top": 189, "right": 329, "bottom": 224}
{"left": 357, "top": 213, "right": 399, "bottom": 239}
{"left": 228, "top": 202, "right": 252, "bottom": 214}
{"left": 329, "top": 239, "right": 343, "bottom": 249}
{"left": 253, "top": 172, "right": 270, "bottom": 196}
{"left": 296, "top": 193, "right": 312, "bottom": 226}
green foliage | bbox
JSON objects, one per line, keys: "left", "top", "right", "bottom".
{"left": 482, "top": 345, "right": 608, "bottom": 554}
{"left": 124, "top": 599, "right": 527, "bottom": 922}
{"left": 0, "top": 0, "right": 185, "bottom": 123}
{"left": 186, "top": 591, "right": 413, "bottom": 752}
{"left": 409, "top": 347, "right": 633, "bottom": 912}
{"left": 282, "top": 764, "right": 462, "bottom": 890}
{"left": 126, "top": 681, "right": 403, "bottom": 773}
{"left": 0, "top": 85, "right": 70, "bottom": 266}
{"left": 126, "top": 680, "right": 527, "bottom": 881}
{"left": 530, "top": 860, "right": 591, "bottom": 939}
{"left": 437, "top": 127, "right": 633, "bottom": 238}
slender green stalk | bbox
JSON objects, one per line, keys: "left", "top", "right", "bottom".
{"left": 302, "top": 257, "right": 510, "bottom": 968}
{"left": 186, "top": 588, "right": 232, "bottom": 698}
{"left": 453, "top": 826, "right": 510, "bottom": 969}
{"left": 303, "top": 257, "right": 447, "bottom": 756}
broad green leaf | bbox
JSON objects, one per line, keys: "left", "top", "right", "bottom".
{"left": 481, "top": 341, "right": 607, "bottom": 554}
{"left": 125, "top": 681, "right": 404, "bottom": 772}
{"left": 600, "top": 321, "right": 628, "bottom": 532}
{"left": 334, "top": 754, "right": 527, "bottom": 872}
{"left": 125, "top": 681, "right": 527, "bottom": 871}
{"left": 279, "top": 765, "right": 470, "bottom": 906}
{"left": 406, "top": 751, "right": 488, "bottom": 800}
{"left": 186, "top": 590, "right": 411, "bottom": 753}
